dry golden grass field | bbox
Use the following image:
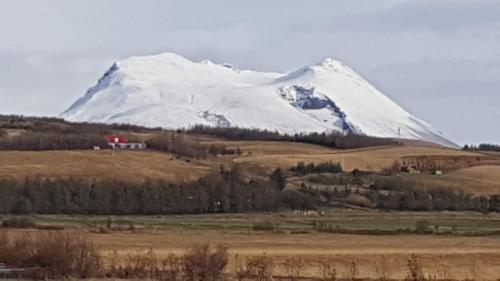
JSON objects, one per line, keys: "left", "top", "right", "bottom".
{"left": 4, "top": 212, "right": 500, "bottom": 280}
{"left": 0, "top": 150, "right": 211, "bottom": 182}
{"left": 201, "top": 138, "right": 488, "bottom": 171}
{"left": 229, "top": 142, "right": 483, "bottom": 171}
{"left": 445, "top": 165, "right": 500, "bottom": 192}
{"left": 1, "top": 140, "right": 499, "bottom": 193}
{"left": 95, "top": 232, "right": 500, "bottom": 280}
{"left": 400, "top": 165, "right": 500, "bottom": 195}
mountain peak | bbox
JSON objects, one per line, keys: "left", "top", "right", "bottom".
{"left": 319, "top": 57, "right": 340, "bottom": 66}
{"left": 116, "top": 52, "right": 193, "bottom": 70}
{"left": 313, "top": 57, "right": 355, "bottom": 73}
{"left": 62, "top": 52, "right": 455, "bottom": 147}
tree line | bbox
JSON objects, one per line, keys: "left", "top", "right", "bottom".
{"left": 0, "top": 114, "right": 161, "bottom": 134}
{"left": 301, "top": 174, "right": 500, "bottom": 213}
{"left": 291, "top": 161, "right": 343, "bottom": 176}
{"left": 187, "top": 125, "right": 401, "bottom": 149}
{"left": 0, "top": 131, "right": 108, "bottom": 151}
{"left": 463, "top": 143, "right": 500, "bottom": 152}
{"left": 1, "top": 166, "right": 499, "bottom": 215}
{"left": 145, "top": 133, "right": 240, "bottom": 159}
{"left": 0, "top": 167, "right": 316, "bottom": 215}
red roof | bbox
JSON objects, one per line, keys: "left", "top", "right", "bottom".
{"left": 105, "top": 135, "right": 127, "bottom": 144}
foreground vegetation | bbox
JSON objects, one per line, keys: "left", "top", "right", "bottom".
{"left": 0, "top": 231, "right": 100, "bottom": 279}
{"left": 0, "top": 229, "right": 492, "bottom": 280}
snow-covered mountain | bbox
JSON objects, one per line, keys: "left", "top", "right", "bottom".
{"left": 61, "top": 52, "right": 455, "bottom": 147}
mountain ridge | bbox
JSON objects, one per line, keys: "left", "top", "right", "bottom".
{"left": 61, "top": 52, "right": 456, "bottom": 147}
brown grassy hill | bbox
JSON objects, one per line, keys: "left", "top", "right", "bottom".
{"left": 221, "top": 141, "right": 483, "bottom": 172}
{"left": 0, "top": 141, "right": 491, "bottom": 178}
{"left": 387, "top": 165, "right": 500, "bottom": 195}
{"left": 1, "top": 127, "right": 499, "bottom": 193}
{"left": 441, "top": 165, "right": 500, "bottom": 195}
{"left": 0, "top": 150, "right": 210, "bottom": 183}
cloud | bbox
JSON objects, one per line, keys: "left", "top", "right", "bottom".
{"left": 327, "top": 0, "right": 500, "bottom": 31}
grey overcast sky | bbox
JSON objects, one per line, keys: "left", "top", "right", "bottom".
{"left": 0, "top": 0, "right": 499, "bottom": 145}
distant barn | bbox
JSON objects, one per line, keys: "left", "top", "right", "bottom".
{"left": 105, "top": 135, "right": 146, "bottom": 150}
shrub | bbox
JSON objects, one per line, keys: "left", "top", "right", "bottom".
{"left": 270, "top": 168, "right": 287, "bottom": 190}
{"left": 414, "top": 220, "right": 432, "bottom": 234}
{"left": 119, "top": 248, "right": 159, "bottom": 279}
{"left": 182, "top": 243, "right": 229, "bottom": 281}
{"left": 318, "top": 259, "right": 337, "bottom": 281}
{"left": 237, "top": 255, "right": 275, "bottom": 281}
{"left": 208, "top": 144, "right": 238, "bottom": 156}
{"left": 1, "top": 217, "right": 36, "bottom": 228}
{"left": 283, "top": 257, "right": 305, "bottom": 280}
{"left": 374, "top": 256, "right": 390, "bottom": 281}
{"left": 108, "top": 244, "right": 229, "bottom": 280}
{"left": 382, "top": 160, "right": 401, "bottom": 175}
{"left": 0, "top": 231, "right": 101, "bottom": 279}
{"left": 348, "top": 260, "right": 358, "bottom": 281}
{"left": 282, "top": 189, "right": 318, "bottom": 210}
{"left": 162, "top": 253, "right": 183, "bottom": 280}
{"left": 252, "top": 221, "right": 277, "bottom": 232}
{"left": 405, "top": 254, "right": 425, "bottom": 281}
